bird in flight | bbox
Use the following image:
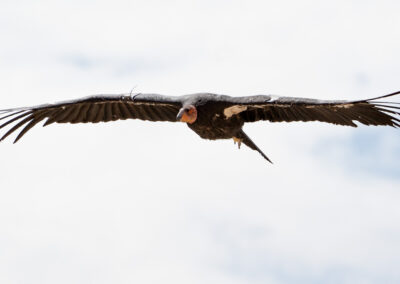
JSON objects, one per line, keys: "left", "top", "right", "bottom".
{"left": 1, "top": 91, "right": 400, "bottom": 163}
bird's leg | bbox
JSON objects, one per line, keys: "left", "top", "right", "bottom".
{"left": 233, "top": 137, "right": 242, "bottom": 149}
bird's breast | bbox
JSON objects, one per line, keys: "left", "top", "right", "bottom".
{"left": 187, "top": 113, "right": 244, "bottom": 140}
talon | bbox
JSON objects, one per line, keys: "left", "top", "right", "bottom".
{"left": 233, "top": 137, "right": 242, "bottom": 149}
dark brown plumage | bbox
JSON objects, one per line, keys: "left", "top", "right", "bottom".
{"left": 1, "top": 90, "right": 400, "bottom": 163}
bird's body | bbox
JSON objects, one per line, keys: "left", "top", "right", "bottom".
{"left": 1, "top": 91, "right": 400, "bottom": 163}
{"left": 186, "top": 94, "right": 244, "bottom": 140}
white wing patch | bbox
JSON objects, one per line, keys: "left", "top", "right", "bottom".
{"left": 223, "top": 105, "right": 248, "bottom": 118}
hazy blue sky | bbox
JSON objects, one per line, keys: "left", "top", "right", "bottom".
{"left": 1, "top": 0, "right": 400, "bottom": 283}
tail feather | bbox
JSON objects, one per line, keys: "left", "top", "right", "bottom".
{"left": 236, "top": 130, "right": 273, "bottom": 163}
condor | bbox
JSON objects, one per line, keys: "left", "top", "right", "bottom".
{"left": 1, "top": 91, "right": 400, "bottom": 163}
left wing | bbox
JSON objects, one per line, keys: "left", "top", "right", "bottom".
{"left": 0, "top": 93, "right": 182, "bottom": 143}
{"left": 221, "top": 91, "right": 400, "bottom": 127}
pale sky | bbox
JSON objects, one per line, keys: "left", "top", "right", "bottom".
{"left": 1, "top": 0, "right": 400, "bottom": 283}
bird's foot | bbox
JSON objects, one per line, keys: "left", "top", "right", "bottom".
{"left": 233, "top": 137, "right": 242, "bottom": 149}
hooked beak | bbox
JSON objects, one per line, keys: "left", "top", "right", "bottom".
{"left": 176, "top": 108, "right": 185, "bottom": 121}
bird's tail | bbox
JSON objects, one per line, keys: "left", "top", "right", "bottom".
{"left": 236, "top": 130, "right": 273, "bottom": 163}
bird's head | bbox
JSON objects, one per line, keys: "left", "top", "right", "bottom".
{"left": 177, "top": 105, "right": 197, "bottom": 124}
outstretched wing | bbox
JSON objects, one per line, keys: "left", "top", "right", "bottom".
{"left": 222, "top": 91, "right": 400, "bottom": 128}
{"left": 0, "top": 93, "right": 182, "bottom": 143}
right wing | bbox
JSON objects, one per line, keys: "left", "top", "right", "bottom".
{"left": 0, "top": 93, "right": 183, "bottom": 143}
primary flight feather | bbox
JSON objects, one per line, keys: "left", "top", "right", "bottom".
{"left": 1, "top": 90, "right": 400, "bottom": 163}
